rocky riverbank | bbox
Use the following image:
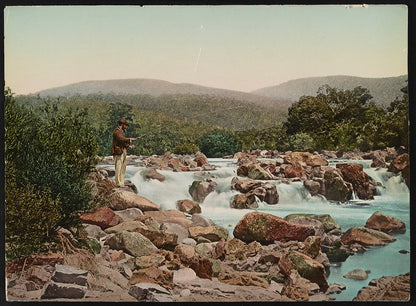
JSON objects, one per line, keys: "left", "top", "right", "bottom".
{"left": 5, "top": 149, "right": 410, "bottom": 302}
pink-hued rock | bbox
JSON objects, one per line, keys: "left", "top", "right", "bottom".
{"left": 365, "top": 211, "right": 406, "bottom": 234}
{"left": 341, "top": 227, "right": 396, "bottom": 246}
{"left": 108, "top": 189, "right": 160, "bottom": 211}
{"left": 79, "top": 207, "right": 123, "bottom": 230}
{"left": 233, "top": 212, "right": 314, "bottom": 245}
{"left": 176, "top": 200, "right": 202, "bottom": 215}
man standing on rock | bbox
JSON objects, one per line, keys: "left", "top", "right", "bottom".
{"left": 111, "top": 119, "right": 136, "bottom": 187}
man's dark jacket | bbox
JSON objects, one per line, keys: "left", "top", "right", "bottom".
{"left": 111, "top": 127, "right": 130, "bottom": 155}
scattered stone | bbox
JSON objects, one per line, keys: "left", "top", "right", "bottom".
{"left": 108, "top": 189, "right": 160, "bottom": 211}
{"left": 189, "top": 179, "right": 217, "bottom": 203}
{"left": 52, "top": 265, "right": 88, "bottom": 286}
{"left": 143, "top": 168, "right": 166, "bottom": 182}
{"left": 129, "top": 267, "right": 174, "bottom": 290}
{"left": 41, "top": 281, "right": 87, "bottom": 299}
{"left": 365, "top": 211, "right": 406, "bottom": 234}
{"left": 188, "top": 225, "right": 228, "bottom": 242}
{"left": 191, "top": 214, "right": 216, "bottom": 227}
{"left": 176, "top": 199, "right": 202, "bottom": 214}
{"left": 341, "top": 227, "right": 396, "bottom": 246}
{"left": 114, "top": 208, "right": 144, "bottom": 221}
{"left": 104, "top": 231, "right": 158, "bottom": 257}
{"left": 129, "top": 282, "right": 175, "bottom": 302}
{"left": 173, "top": 268, "right": 197, "bottom": 283}
{"left": 343, "top": 269, "right": 369, "bottom": 280}
{"left": 79, "top": 206, "right": 123, "bottom": 230}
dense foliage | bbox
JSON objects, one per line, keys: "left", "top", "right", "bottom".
{"left": 199, "top": 129, "right": 242, "bottom": 158}
{"left": 5, "top": 88, "right": 98, "bottom": 260}
{"left": 284, "top": 85, "right": 409, "bottom": 151}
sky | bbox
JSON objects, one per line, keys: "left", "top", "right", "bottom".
{"left": 4, "top": 5, "right": 408, "bottom": 95}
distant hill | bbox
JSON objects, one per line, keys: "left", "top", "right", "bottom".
{"left": 252, "top": 75, "right": 408, "bottom": 107}
{"left": 34, "top": 78, "right": 292, "bottom": 110}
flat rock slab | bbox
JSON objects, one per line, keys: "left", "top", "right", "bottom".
{"left": 52, "top": 265, "right": 88, "bottom": 286}
{"left": 41, "top": 281, "right": 87, "bottom": 299}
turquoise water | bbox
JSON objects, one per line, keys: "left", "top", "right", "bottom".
{"left": 121, "top": 157, "right": 410, "bottom": 301}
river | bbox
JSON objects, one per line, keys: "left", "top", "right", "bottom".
{"left": 117, "top": 157, "right": 410, "bottom": 301}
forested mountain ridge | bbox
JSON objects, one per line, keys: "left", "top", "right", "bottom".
{"left": 33, "top": 78, "right": 292, "bottom": 110}
{"left": 252, "top": 75, "right": 408, "bottom": 107}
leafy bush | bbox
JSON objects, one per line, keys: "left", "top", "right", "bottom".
{"left": 288, "top": 132, "right": 315, "bottom": 152}
{"left": 199, "top": 129, "right": 241, "bottom": 158}
{"left": 172, "top": 143, "right": 200, "bottom": 154}
{"left": 5, "top": 88, "right": 99, "bottom": 260}
{"left": 5, "top": 180, "right": 61, "bottom": 260}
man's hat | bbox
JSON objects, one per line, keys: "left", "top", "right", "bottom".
{"left": 118, "top": 119, "right": 129, "bottom": 126}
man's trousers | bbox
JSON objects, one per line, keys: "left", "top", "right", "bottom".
{"left": 113, "top": 148, "right": 127, "bottom": 187}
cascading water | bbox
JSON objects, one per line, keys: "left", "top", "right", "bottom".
{"left": 113, "top": 156, "right": 409, "bottom": 301}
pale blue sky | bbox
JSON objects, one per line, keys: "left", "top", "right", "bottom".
{"left": 4, "top": 5, "right": 408, "bottom": 95}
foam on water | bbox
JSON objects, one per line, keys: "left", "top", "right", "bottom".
{"left": 117, "top": 157, "right": 410, "bottom": 301}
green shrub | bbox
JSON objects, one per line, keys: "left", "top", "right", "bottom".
{"left": 5, "top": 181, "right": 61, "bottom": 261}
{"left": 199, "top": 129, "right": 241, "bottom": 158}
{"left": 5, "top": 88, "right": 99, "bottom": 260}
{"left": 172, "top": 143, "right": 200, "bottom": 154}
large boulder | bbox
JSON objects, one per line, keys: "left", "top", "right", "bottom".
{"left": 231, "top": 177, "right": 262, "bottom": 193}
{"left": 189, "top": 179, "right": 217, "bottom": 203}
{"left": 323, "top": 169, "right": 352, "bottom": 202}
{"left": 341, "top": 227, "right": 396, "bottom": 246}
{"left": 104, "top": 231, "right": 158, "bottom": 257}
{"left": 79, "top": 207, "right": 123, "bottom": 230}
{"left": 233, "top": 212, "right": 314, "bottom": 245}
{"left": 353, "top": 273, "right": 410, "bottom": 301}
{"left": 364, "top": 211, "right": 406, "bottom": 234}
{"left": 278, "top": 251, "right": 329, "bottom": 291}
{"left": 108, "top": 189, "right": 160, "bottom": 211}
{"left": 283, "top": 152, "right": 328, "bottom": 167}
{"left": 336, "top": 163, "right": 374, "bottom": 200}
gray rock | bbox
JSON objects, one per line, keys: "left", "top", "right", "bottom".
{"left": 114, "top": 208, "right": 143, "bottom": 221}
{"left": 160, "top": 222, "right": 189, "bottom": 243}
{"left": 129, "top": 282, "right": 174, "bottom": 302}
{"left": 52, "top": 265, "right": 88, "bottom": 286}
{"left": 343, "top": 269, "right": 369, "bottom": 280}
{"left": 181, "top": 238, "right": 197, "bottom": 246}
{"left": 104, "top": 231, "right": 158, "bottom": 257}
{"left": 83, "top": 223, "right": 107, "bottom": 240}
{"left": 41, "top": 281, "right": 86, "bottom": 299}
